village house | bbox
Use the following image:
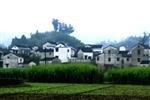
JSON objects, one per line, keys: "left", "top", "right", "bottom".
{"left": 77, "top": 47, "right": 93, "bottom": 61}
{"left": 11, "top": 45, "right": 31, "bottom": 55}
{"left": 3, "top": 53, "right": 24, "bottom": 68}
{"left": 54, "top": 43, "right": 76, "bottom": 63}
{"left": 131, "top": 43, "right": 150, "bottom": 66}
{"left": 96, "top": 45, "right": 132, "bottom": 68}
{"left": 96, "top": 43, "right": 150, "bottom": 68}
{"left": 96, "top": 45, "right": 118, "bottom": 67}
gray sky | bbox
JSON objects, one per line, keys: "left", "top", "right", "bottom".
{"left": 0, "top": 0, "right": 150, "bottom": 46}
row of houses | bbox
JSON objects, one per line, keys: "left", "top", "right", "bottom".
{"left": 0, "top": 41, "right": 77, "bottom": 68}
{"left": 76, "top": 43, "right": 150, "bottom": 67}
{"left": 0, "top": 41, "right": 149, "bottom": 68}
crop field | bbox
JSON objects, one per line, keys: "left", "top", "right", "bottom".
{"left": 1, "top": 83, "right": 150, "bottom": 100}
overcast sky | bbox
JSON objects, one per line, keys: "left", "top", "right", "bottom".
{"left": 0, "top": 0, "right": 150, "bottom": 46}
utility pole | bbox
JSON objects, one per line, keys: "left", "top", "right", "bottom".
{"left": 44, "top": 48, "right": 46, "bottom": 65}
{"left": 149, "top": 33, "right": 150, "bottom": 66}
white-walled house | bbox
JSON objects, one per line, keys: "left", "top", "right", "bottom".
{"left": 54, "top": 43, "right": 75, "bottom": 63}
{"left": 3, "top": 53, "right": 24, "bottom": 68}
{"left": 77, "top": 47, "right": 93, "bottom": 60}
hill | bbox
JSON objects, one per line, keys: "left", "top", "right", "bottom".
{"left": 11, "top": 31, "right": 84, "bottom": 48}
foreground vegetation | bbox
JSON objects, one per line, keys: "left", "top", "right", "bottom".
{"left": 0, "top": 63, "right": 103, "bottom": 85}
{"left": 106, "top": 67, "right": 150, "bottom": 84}
{"left": 1, "top": 63, "right": 150, "bottom": 85}
{"left": 1, "top": 64, "right": 150, "bottom": 99}
{"left": 1, "top": 83, "right": 150, "bottom": 100}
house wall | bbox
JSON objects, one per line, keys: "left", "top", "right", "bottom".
{"left": 77, "top": 50, "right": 84, "bottom": 59}
{"left": 96, "top": 46, "right": 132, "bottom": 67}
{"left": 54, "top": 47, "right": 72, "bottom": 62}
{"left": 3, "top": 53, "right": 20, "bottom": 68}
{"left": 131, "top": 44, "right": 144, "bottom": 66}
{"left": 83, "top": 52, "right": 93, "bottom": 60}
{"left": 103, "top": 46, "right": 118, "bottom": 65}
{"left": 38, "top": 51, "right": 54, "bottom": 59}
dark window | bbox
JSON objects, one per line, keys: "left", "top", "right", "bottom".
{"left": 67, "top": 49, "right": 69, "bottom": 52}
{"left": 55, "top": 56, "right": 59, "bottom": 59}
{"left": 7, "top": 56, "right": 9, "bottom": 59}
{"left": 56, "top": 48, "right": 59, "bottom": 52}
{"left": 137, "top": 50, "right": 140, "bottom": 55}
{"left": 137, "top": 58, "right": 141, "bottom": 62}
{"left": 97, "top": 57, "right": 99, "bottom": 61}
{"left": 108, "top": 58, "right": 111, "bottom": 62}
{"left": 20, "top": 59, "right": 22, "bottom": 62}
{"left": 88, "top": 56, "right": 92, "bottom": 60}
{"left": 117, "top": 58, "right": 120, "bottom": 61}
{"left": 6, "top": 64, "right": 9, "bottom": 67}
{"left": 85, "top": 55, "right": 87, "bottom": 60}
{"left": 127, "top": 58, "right": 129, "bottom": 61}
{"left": 108, "top": 50, "right": 111, "bottom": 54}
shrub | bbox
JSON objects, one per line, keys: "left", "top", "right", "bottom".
{"left": 105, "top": 67, "right": 150, "bottom": 84}
{"left": 0, "top": 78, "right": 24, "bottom": 86}
{"left": 0, "top": 68, "right": 27, "bottom": 79}
{"left": 26, "top": 63, "right": 104, "bottom": 83}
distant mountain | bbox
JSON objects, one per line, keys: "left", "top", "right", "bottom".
{"left": 99, "top": 33, "right": 150, "bottom": 49}
{"left": 117, "top": 34, "right": 150, "bottom": 49}
{"left": 10, "top": 31, "right": 84, "bottom": 48}
{"left": 0, "top": 44, "right": 6, "bottom": 48}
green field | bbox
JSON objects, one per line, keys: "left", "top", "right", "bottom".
{"left": 1, "top": 83, "right": 150, "bottom": 100}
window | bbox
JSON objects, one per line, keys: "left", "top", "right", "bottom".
{"left": 20, "top": 59, "right": 22, "bottom": 62}
{"left": 108, "top": 50, "right": 111, "bottom": 54}
{"left": 67, "top": 49, "right": 69, "bottom": 52}
{"left": 137, "top": 50, "right": 141, "bottom": 55}
{"left": 137, "top": 58, "right": 141, "bottom": 62}
{"left": 56, "top": 48, "right": 59, "bottom": 52}
{"left": 108, "top": 58, "right": 111, "bottom": 62}
{"left": 6, "top": 64, "right": 9, "bottom": 67}
{"left": 7, "top": 56, "right": 10, "bottom": 59}
{"left": 117, "top": 58, "right": 120, "bottom": 61}
{"left": 88, "top": 56, "right": 92, "bottom": 60}
{"left": 127, "top": 58, "right": 129, "bottom": 61}
{"left": 97, "top": 57, "right": 99, "bottom": 61}
{"left": 55, "top": 56, "right": 59, "bottom": 59}
{"left": 84, "top": 55, "right": 87, "bottom": 60}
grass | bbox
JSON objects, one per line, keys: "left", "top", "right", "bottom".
{"left": 1, "top": 83, "right": 150, "bottom": 96}
{"left": 85, "top": 85, "right": 150, "bottom": 96}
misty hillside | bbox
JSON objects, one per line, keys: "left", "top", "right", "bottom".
{"left": 10, "top": 31, "right": 84, "bottom": 48}
{"left": 99, "top": 33, "right": 150, "bottom": 49}
{"left": 117, "top": 33, "right": 150, "bottom": 49}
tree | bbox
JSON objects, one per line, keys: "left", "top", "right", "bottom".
{"left": 52, "top": 19, "right": 74, "bottom": 34}
{"left": 20, "top": 35, "right": 28, "bottom": 46}
{"left": 141, "top": 32, "right": 150, "bottom": 45}
{"left": 52, "top": 19, "right": 59, "bottom": 32}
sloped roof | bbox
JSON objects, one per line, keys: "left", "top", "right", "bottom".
{"left": 79, "top": 47, "right": 93, "bottom": 52}
{"left": 88, "top": 44, "right": 103, "bottom": 48}
{"left": 103, "top": 45, "right": 117, "bottom": 50}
